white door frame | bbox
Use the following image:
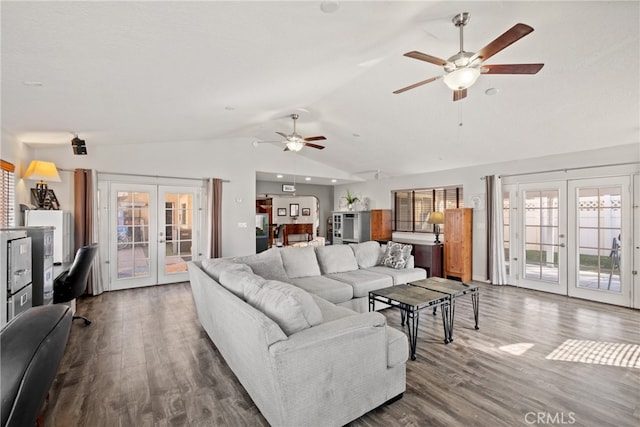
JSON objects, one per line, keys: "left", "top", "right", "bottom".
{"left": 109, "top": 183, "right": 158, "bottom": 290}
{"left": 568, "top": 176, "right": 632, "bottom": 306}
{"left": 516, "top": 181, "right": 568, "bottom": 295}
{"left": 98, "top": 176, "right": 204, "bottom": 291}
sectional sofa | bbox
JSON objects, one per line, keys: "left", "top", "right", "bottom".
{"left": 187, "top": 241, "right": 426, "bottom": 426}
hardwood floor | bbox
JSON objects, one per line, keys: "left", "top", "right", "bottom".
{"left": 44, "top": 282, "right": 640, "bottom": 426}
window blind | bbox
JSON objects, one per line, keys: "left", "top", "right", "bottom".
{"left": 0, "top": 160, "right": 16, "bottom": 227}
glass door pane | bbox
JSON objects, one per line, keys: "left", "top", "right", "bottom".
{"left": 158, "top": 187, "right": 198, "bottom": 284}
{"left": 117, "top": 191, "right": 151, "bottom": 279}
{"left": 110, "top": 183, "right": 157, "bottom": 291}
{"left": 576, "top": 186, "right": 621, "bottom": 291}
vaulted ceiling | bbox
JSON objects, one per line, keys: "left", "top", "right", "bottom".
{"left": 2, "top": 1, "right": 638, "bottom": 179}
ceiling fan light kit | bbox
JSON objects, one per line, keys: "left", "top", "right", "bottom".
{"left": 443, "top": 67, "right": 480, "bottom": 90}
{"left": 394, "top": 12, "right": 544, "bottom": 101}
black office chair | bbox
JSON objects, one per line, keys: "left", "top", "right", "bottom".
{"left": 1, "top": 305, "right": 72, "bottom": 427}
{"left": 53, "top": 244, "right": 98, "bottom": 326}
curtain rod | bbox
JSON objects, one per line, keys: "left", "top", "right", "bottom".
{"left": 58, "top": 168, "right": 230, "bottom": 182}
{"left": 479, "top": 161, "right": 638, "bottom": 180}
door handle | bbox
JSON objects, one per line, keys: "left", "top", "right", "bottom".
{"left": 159, "top": 239, "right": 165, "bottom": 243}
{"left": 559, "top": 243, "right": 566, "bottom": 247}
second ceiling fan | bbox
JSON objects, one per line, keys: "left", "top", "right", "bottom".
{"left": 394, "top": 12, "right": 544, "bottom": 101}
{"left": 275, "top": 114, "right": 326, "bottom": 151}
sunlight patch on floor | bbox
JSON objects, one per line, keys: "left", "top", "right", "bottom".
{"left": 546, "top": 339, "right": 640, "bottom": 368}
{"left": 499, "top": 343, "right": 535, "bottom": 356}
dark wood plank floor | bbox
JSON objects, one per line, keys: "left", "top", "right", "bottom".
{"left": 44, "top": 282, "right": 640, "bottom": 427}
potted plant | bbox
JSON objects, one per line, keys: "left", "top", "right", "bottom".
{"left": 343, "top": 190, "right": 360, "bottom": 211}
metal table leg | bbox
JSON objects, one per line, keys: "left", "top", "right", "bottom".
{"left": 472, "top": 290, "right": 480, "bottom": 330}
{"left": 405, "top": 305, "right": 419, "bottom": 361}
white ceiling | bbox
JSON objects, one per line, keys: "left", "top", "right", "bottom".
{"left": 2, "top": 1, "right": 639, "bottom": 179}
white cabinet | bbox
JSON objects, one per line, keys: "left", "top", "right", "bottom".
{"left": 332, "top": 211, "right": 371, "bottom": 244}
{"left": 25, "top": 210, "right": 72, "bottom": 264}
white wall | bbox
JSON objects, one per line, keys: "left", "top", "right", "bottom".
{"left": 30, "top": 137, "right": 352, "bottom": 256}
{"left": 1, "top": 130, "right": 34, "bottom": 225}
{"left": 334, "top": 143, "right": 640, "bottom": 281}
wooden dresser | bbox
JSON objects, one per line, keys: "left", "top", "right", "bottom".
{"left": 443, "top": 208, "right": 473, "bottom": 282}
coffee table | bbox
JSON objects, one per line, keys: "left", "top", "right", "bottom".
{"left": 369, "top": 285, "right": 450, "bottom": 360}
{"left": 410, "top": 277, "right": 479, "bottom": 343}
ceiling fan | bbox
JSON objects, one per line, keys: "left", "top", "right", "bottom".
{"left": 274, "top": 114, "right": 326, "bottom": 152}
{"left": 394, "top": 12, "right": 544, "bottom": 101}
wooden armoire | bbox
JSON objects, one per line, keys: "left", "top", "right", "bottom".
{"left": 443, "top": 208, "right": 473, "bottom": 282}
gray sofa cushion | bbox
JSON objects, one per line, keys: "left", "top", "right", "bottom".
{"left": 315, "top": 245, "right": 358, "bottom": 274}
{"left": 311, "top": 295, "right": 358, "bottom": 323}
{"left": 327, "top": 270, "right": 393, "bottom": 298}
{"left": 245, "top": 280, "right": 323, "bottom": 336}
{"left": 280, "top": 246, "right": 321, "bottom": 278}
{"left": 349, "top": 241, "right": 383, "bottom": 268}
{"left": 288, "top": 276, "right": 353, "bottom": 304}
{"left": 381, "top": 242, "right": 413, "bottom": 269}
{"left": 235, "top": 248, "right": 289, "bottom": 282}
{"left": 219, "top": 269, "right": 265, "bottom": 299}
{"left": 365, "top": 266, "right": 427, "bottom": 285}
{"left": 201, "top": 258, "right": 252, "bottom": 281}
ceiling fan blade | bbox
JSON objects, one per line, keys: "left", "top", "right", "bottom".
{"left": 453, "top": 89, "right": 467, "bottom": 102}
{"left": 404, "top": 51, "right": 448, "bottom": 67}
{"left": 276, "top": 131, "right": 288, "bottom": 139}
{"left": 304, "top": 143, "right": 325, "bottom": 150}
{"left": 474, "top": 23, "right": 534, "bottom": 63}
{"left": 481, "top": 63, "right": 544, "bottom": 74}
{"left": 393, "top": 76, "right": 441, "bottom": 94}
{"left": 304, "top": 136, "right": 326, "bottom": 142}
{"left": 283, "top": 146, "right": 290, "bottom": 152}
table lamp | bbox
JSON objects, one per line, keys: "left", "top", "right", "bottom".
{"left": 427, "top": 211, "right": 445, "bottom": 244}
{"left": 23, "top": 160, "right": 61, "bottom": 208}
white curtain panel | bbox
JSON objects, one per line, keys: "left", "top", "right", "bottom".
{"left": 486, "top": 175, "right": 507, "bottom": 285}
{"left": 90, "top": 169, "right": 104, "bottom": 295}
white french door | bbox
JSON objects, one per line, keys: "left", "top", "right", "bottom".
{"left": 504, "top": 177, "right": 633, "bottom": 307}
{"left": 108, "top": 183, "right": 199, "bottom": 291}
{"left": 157, "top": 186, "right": 198, "bottom": 285}
{"left": 517, "top": 182, "right": 568, "bottom": 295}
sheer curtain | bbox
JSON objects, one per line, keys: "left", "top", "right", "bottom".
{"left": 206, "top": 178, "right": 223, "bottom": 258}
{"left": 74, "top": 169, "right": 104, "bottom": 295}
{"left": 485, "top": 175, "right": 507, "bottom": 285}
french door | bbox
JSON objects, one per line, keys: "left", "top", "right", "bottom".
{"left": 517, "top": 182, "right": 568, "bottom": 294}
{"left": 567, "top": 177, "right": 629, "bottom": 305}
{"left": 108, "top": 183, "right": 199, "bottom": 291}
{"left": 504, "top": 177, "right": 632, "bottom": 307}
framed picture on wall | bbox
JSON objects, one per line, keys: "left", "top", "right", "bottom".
{"left": 301, "top": 208, "right": 310, "bottom": 216}
{"left": 277, "top": 208, "right": 286, "bottom": 216}
{"left": 290, "top": 203, "right": 299, "bottom": 217}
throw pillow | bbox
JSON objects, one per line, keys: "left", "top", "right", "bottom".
{"left": 381, "top": 242, "right": 413, "bottom": 269}
{"left": 245, "top": 280, "right": 324, "bottom": 336}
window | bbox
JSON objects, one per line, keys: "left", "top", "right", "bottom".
{"left": 392, "top": 186, "right": 463, "bottom": 232}
{"left": 1, "top": 160, "right": 16, "bottom": 227}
